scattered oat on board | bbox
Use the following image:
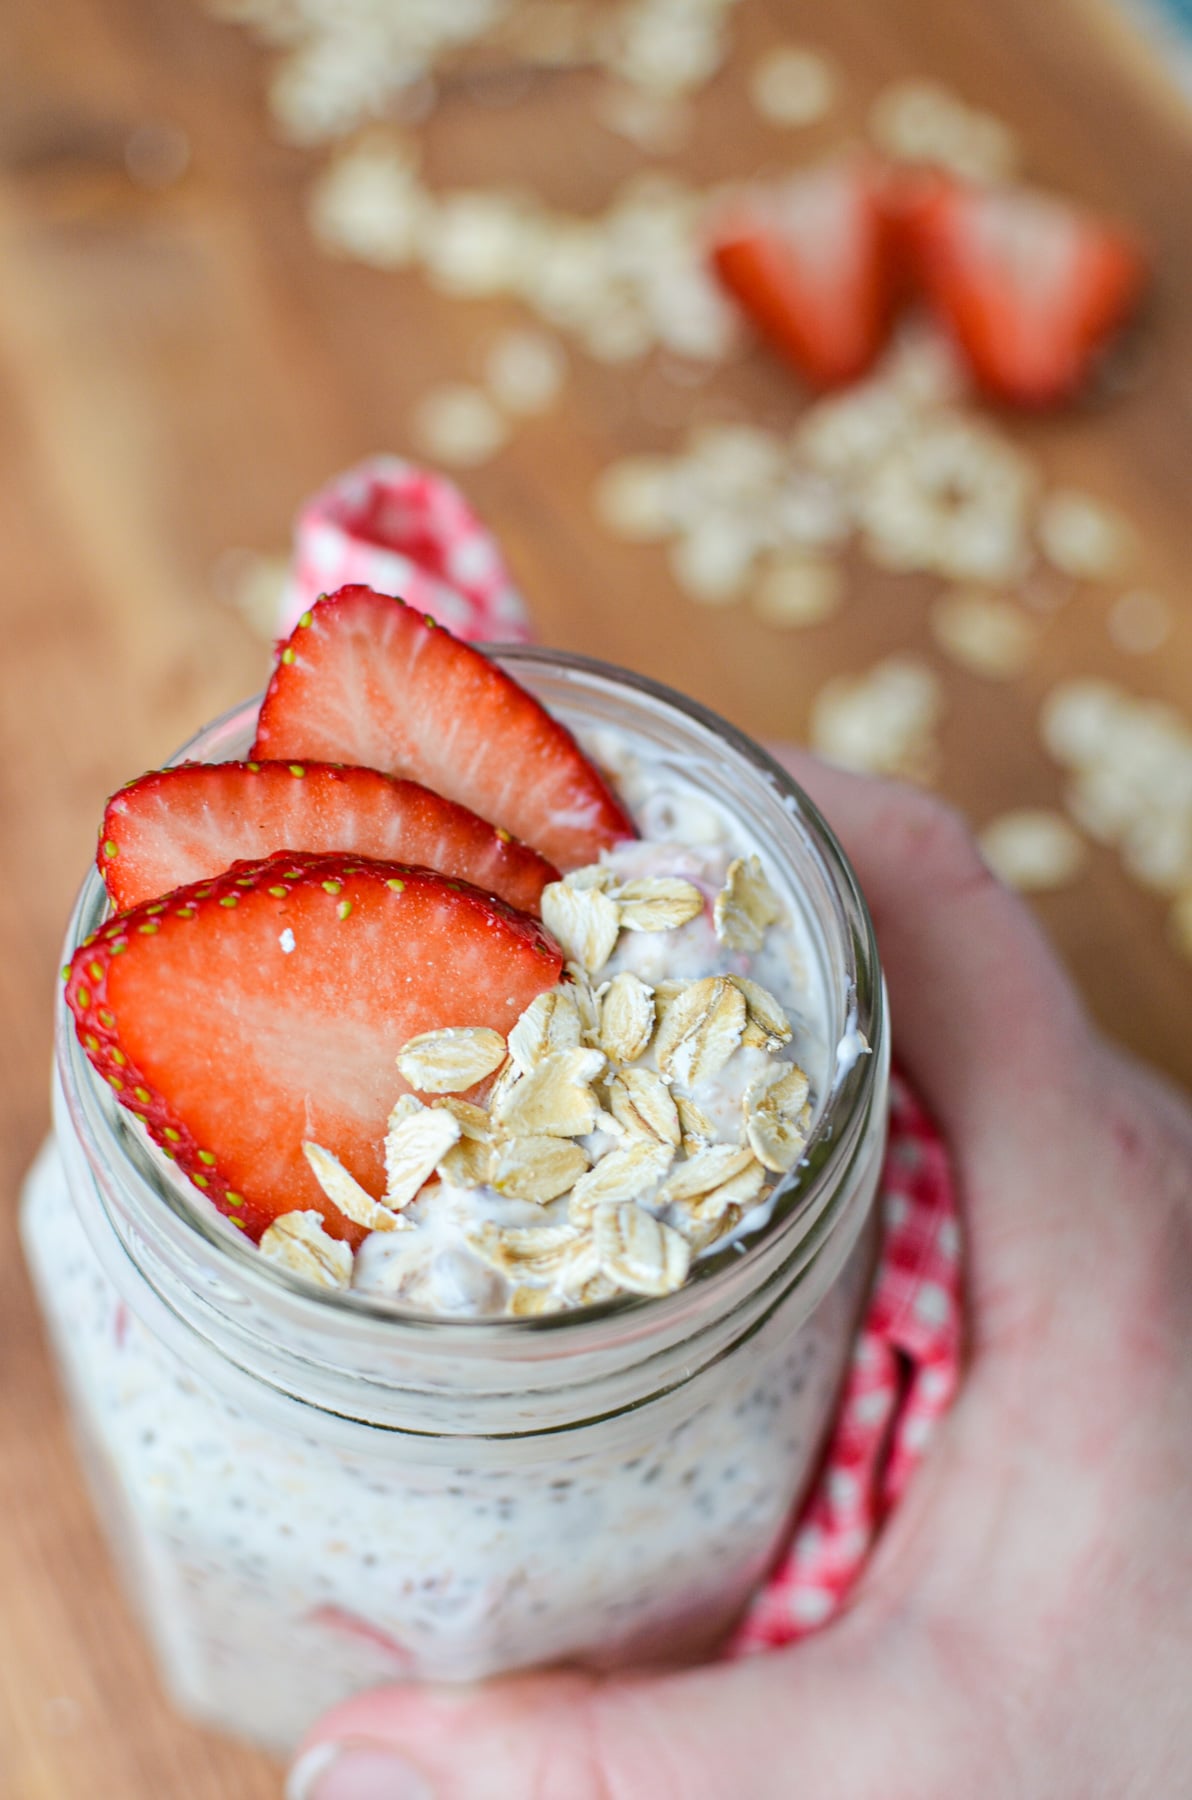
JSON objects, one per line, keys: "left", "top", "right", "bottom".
{"left": 930, "top": 590, "right": 1040, "bottom": 681}
{"left": 216, "top": 0, "right": 509, "bottom": 145}
{"left": 423, "top": 190, "right": 540, "bottom": 297}
{"left": 396, "top": 1026, "right": 507, "bottom": 1093}
{"left": 1038, "top": 490, "right": 1131, "bottom": 580}
{"left": 308, "top": 137, "right": 428, "bottom": 267}
{"left": 601, "top": 1, "right": 735, "bottom": 99}
{"left": 857, "top": 416, "right": 1035, "bottom": 584}
{"left": 412, "top": 384, "right": 509, "bottom": 468}
{"left": 591, "top": 331, "right": 1052, "bottom": 624}
{"left": 798, "top": 381, "right": 911, "bottom": 480}
{"left": 594, "top": 456, "right": 677, "bottom": 541}
{"left": 749, "top": 45, "right": 837, "bottom": 127}
{"left": 751, "top": 553, "right": 845, "bottom": 629}
{"left": 978, "top": 811, "right": 1087, "bottom": 893}
{"left": 1122, "top": 814, "right": 1192, "bottom": 895}
{"left": 484, "top": 328, "right": 567, "bottom": 416}
{"left": 595, "top": 83, "right": 692, "bottom": 151}
{"left": 669, "top": 517, "right": 760, "bottom": 604}
{"left": 1041, "top": 680, "right": 1192, "bottom": 927}
{"left": 1039, "top": 679, "right": 1124, "bottom": 767}
{"left": 869, "top": 79, "right": 1018, "bottom": 183}
{"left": 259, "top": 1210, "right": 353, "bottom": 1289}
{"left": 211, "top": 547, "right": 290, "bottom": 643}
{"left": 1107, "top": 590, "right": 1172, "bottom": 656}
{"left": 771, "top": 476, "right": 852, "bottom": 553}
{"left": 810, "top": 656, "right": 944, "bottom": 784}
{"left": 315, "top": 150, "right": 738, "bottom": 367}
{"left": 585, "top": 298, "right": 657, "bottom": 366}
{"left": 685, "top": 422, "right": 788, "bottom": 494}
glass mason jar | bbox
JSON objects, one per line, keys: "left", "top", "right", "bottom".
{"left": 22, "top": 651, "right": 888, "bottom": 1756}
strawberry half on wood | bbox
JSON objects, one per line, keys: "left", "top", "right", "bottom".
{"left": 900, "top": 174, "right": 1148, "bottom": 407}
{"left": 708, "top": 157, "right": 898, "bottom": 389}
{"left": 98, "top": 760, "right": 559, "bottom": 916}
{"left": 252, "top": 588, "right": 636, "bottom": 871}
{"left": 66, "top": 854, "right": 564, "bottom": 1244}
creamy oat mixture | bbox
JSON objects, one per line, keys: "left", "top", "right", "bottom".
{"left": 24, "top": 1129, "right": 872, "bottom": 1748}
{"left": 252, "top": 746, "right": 832, "bottom": 1318}
{"left": 21, "top": 724, "right": 871, "bottom": 1750}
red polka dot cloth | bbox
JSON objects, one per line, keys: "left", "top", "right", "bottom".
{"left": 281, "top": 455, "right": 531, "bottom": 643}
{"left": 729, "top": 1069, "right": 961, "bottom": 1651}
{"left": 284, "top": 458, "right": 965, "bottom": 1653}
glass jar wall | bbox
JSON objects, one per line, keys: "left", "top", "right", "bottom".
{"left": 23, "top": 654, "right": 887, "bottom": 1754}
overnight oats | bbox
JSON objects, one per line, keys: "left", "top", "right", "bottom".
{"left": 22, "top": 588, "right": 888, "bottom": 1753}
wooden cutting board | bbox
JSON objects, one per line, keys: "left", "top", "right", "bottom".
{"left": 1, "top": 0, "right": 1189, "bottom": 1793}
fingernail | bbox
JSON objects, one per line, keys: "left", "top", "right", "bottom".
{"left": 287, "top": 1740, "right": 436, "bottom": 1800}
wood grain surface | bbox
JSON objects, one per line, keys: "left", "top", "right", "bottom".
{"left": 1, "top": 2, "right": 1190, "bottom": 1794}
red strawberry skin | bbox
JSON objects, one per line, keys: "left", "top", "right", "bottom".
{"left": 709, "top": 158, "right": 897, "bottom": 389}
{"left": 252, "top": 589, "right": 636, "bottom": 871}
{"left": 98, "top": 760, "right": 559, "bottom": 917}
{"left": 900, "top": 175, "right": 1148, "bottom": 407}
{"left": 66, "top": 854, "right": 563, "bottom": 1245}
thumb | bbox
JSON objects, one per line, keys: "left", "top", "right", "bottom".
{"left": 767, "top": 749, "right": 1110, "bottom": 1318}
{"left": 285, "top": 1628, "right": 950, "bottom": 1800}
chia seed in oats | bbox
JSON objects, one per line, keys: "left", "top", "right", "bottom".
{"left": 25, "top": 662, "right": 884, "bottom": 1754}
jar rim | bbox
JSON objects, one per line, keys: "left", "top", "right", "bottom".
{"left": 56, "top": 647, "right": 884, "bottom": 1377}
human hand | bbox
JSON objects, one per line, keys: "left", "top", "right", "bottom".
{"left": 286, "top": 757, "right": 1192, "bottom": 1800}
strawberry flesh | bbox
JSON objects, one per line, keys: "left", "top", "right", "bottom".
{"left": 709, "top": 157, "right": 898, "bottom": 389}
{"left": 99, "top": 760, "right": 559, "bottom": 916}
{"left": 66, "top": 854, "right": 564, "bottom": 1244}
{"left": 899, "top": 174, "right": 1148, "bottom": 407}
{"left": 252, "top": 588, "right": 636, "bottom": 871}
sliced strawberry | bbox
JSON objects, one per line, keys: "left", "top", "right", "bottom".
{"left": 98, "top": 760, "right": 559, "bottom": 917}
{"left": 899, "top": 174, "right": 1148, "bottom": 407}
{"left": 708, "top": 157, "right": 898, "bottom": 389}
{"left": 252, "top": 588, "right": 636, "bottom": 871}
{"left": 66, "top": 854, "right": 563, "bottom": 1244}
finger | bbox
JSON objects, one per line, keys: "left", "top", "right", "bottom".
{"left": 285, "top": 1627, "right": 951, "bottom": 1800}
{"left": 770, "top": 745, "right": 1089, "bottom": 1122}
{"left": 768, "top": 748, "right": 1107, "bottom": 1315}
